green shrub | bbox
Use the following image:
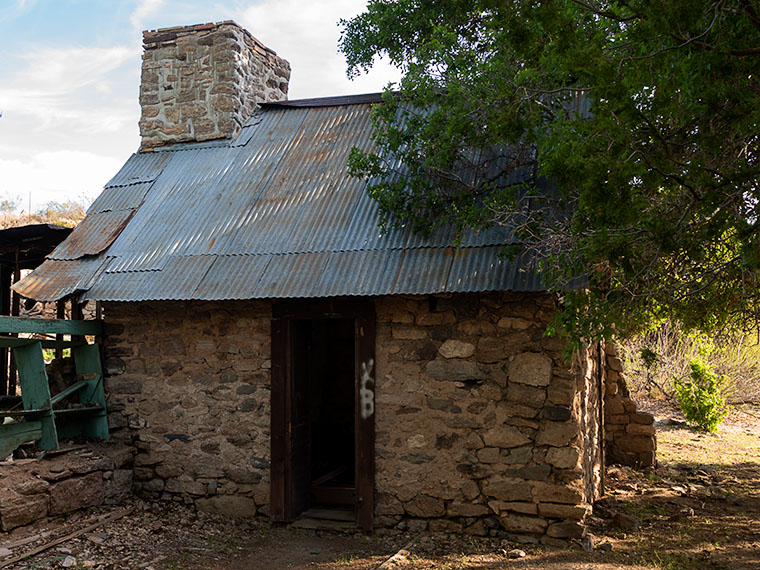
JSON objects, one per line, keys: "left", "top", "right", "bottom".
{"left": 674, "top": 358, "right": 730, "bottom": 432}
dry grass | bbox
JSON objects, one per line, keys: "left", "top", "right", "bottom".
{"left": 620, "top": 323, "right": 760, "bottom": 405}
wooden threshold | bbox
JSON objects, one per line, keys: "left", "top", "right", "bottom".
{"left": 291, "top": 507, "right": 356, "bottom": 531}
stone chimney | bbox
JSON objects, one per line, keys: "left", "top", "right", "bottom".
{"left": 139, "top": 21, "right": 290, "bottom": 150}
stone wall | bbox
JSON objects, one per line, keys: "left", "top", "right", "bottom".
{"left": 373, "top": 292, "right": 602, "bottom": 544}
{"left": 103, "top": 300, "right": 273, "bottom": 518}
{"left": 603, "top": 343, "right": 656, "bottom": 468}
{"left": 103, "top": 294, "right": 603, "bottom": 541}
{"left": 0, "top": 443, "right": 133, "bottom": 532}
{"left": 139, "top": 21, "right": 290, "bottom": 149}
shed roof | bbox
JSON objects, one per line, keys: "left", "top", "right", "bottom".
{"left": 14, "top": 95, "right": 543, "bottom": 302}
{"left": 0, "top": 224, "right": 72, "bottom": 269}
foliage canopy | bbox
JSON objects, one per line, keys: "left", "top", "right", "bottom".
{"left": 340, "top": 0, "right": 760, "bottom": 345}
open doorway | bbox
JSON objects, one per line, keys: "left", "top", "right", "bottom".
{"left": 271, "top": 301, "right": 375, "bottom": 530}
{"left": 293, "top": 318, "right": 355, "bottom": 512}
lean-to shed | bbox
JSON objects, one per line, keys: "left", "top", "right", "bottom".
{"left": 14, "top": 21, "right": 655, "bottom": 541}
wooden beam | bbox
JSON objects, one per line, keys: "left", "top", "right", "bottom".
{"left": 49, "top": 380, "right": 88, "bottom": 406}
{"left": 0, "top": 420, "right": 43, "bottom": 458}
{"left": 0, "top": 508, "right": 133, "bottom": 569}
{"left": 0, "top": 338, "right": 88, "bottom": 350}
{"left": 0, "top": 316, "right": 102, "bottom": 336}
{"left": 55, "top": 300, "right": 66, "bottom": 359}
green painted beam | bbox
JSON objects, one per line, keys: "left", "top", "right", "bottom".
{"left": 0, "top": 338, "right": 88, "bottom": 349}
{"left": 0, "top": 316, "right": 102, "bottom": 336}
{"left": 50, "top": 380, "right": 88, "bottom": 407}
{"left": 0, "top": 408, "right": 49, "bottom": 418}
{"left": 0, "top": 420, "right": 43, "bottom": 459}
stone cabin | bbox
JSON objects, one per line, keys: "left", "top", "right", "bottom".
{"left": 14, "top": 21, "right": 655, "bottom": 543}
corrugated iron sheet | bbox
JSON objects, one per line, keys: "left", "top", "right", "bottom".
{"left": 88, "top": 181, "right": 152, "bottom": 214}
{"left": 12, "top": 256, "right": 108, "bottom": 301}
{"left": 49, "top": 209, "right": 136, "bottom": 260}
{"left": 103, "top": 151, "right": 171, "bottom": 187}
{"left": 17, "top": 96, "right": 545, "bottom": 302}
{"left": 83, "top": 255, "right": 215, "bottom": 301}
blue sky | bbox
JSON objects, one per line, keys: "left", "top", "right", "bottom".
{"left": 0, "top": 0, "right": 400, "bottom": 212}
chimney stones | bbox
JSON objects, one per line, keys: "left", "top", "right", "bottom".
{"left": 139, "top": 21, "right": 290, "bottom": 150}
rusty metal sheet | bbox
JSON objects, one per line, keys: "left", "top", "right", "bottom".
{"left": 103, "top": 151, "right": 171, "bottom": 187}
{"left": 390, "top": 248, "right": 454, "bottom": 295}
{"left": 192, "top": 254, "right": 273, "bottom": 300}
{"left": 49, "top": 209, "right": 137, "bottom": 261}
{"left": 87, "top": 181, "right": 153, "bottom": 214}
{"left": 12, "top": 256, "right": 108, "bottom": 302}
{"left": 83, "top": 255, "right": 215, "bottom": 301}
{"left": 25, "top": 95, "right": 544, "bottom": 302}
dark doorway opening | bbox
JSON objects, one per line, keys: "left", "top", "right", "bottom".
{"left": 271, "top": 300, "right": 375, "bottom": 530}
{"left": 292, "top": 318, "right": 356, "bottom": 512}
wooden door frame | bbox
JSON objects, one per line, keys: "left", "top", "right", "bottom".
{"left": 270, "top": 299, "right": 376, "bottom": 530}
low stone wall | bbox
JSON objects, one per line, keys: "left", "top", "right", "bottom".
{"left": 0, "top": 443, "right": 133, "bottom": 532}
{"left": 603, "top": 344, "right": 656, "bottom": 468}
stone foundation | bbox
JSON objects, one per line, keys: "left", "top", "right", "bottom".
{"left": 603, "top": 344, "right": 656, "bottom": 468}
{"left": 0, "top": 443, "right": 133, "bottom": 532}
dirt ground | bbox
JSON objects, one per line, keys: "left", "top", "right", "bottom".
{"left": 1, "top": 401, "right": 758, "bottom": 570}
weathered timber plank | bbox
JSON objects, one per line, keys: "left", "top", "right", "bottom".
{"left": 0, "top": 316, "right": 102, "bottom": 336}
{"left": 0, "top": 338, "right": 87, "bottom": 349}
{"left": 0, "top": 420, "right": 43, "bottom": 458}
{"left": 50, "top": 381, "right": 89, "bottom": 406}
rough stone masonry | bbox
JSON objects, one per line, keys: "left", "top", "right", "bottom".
{"left": 139, "top": 21, "right": 290, "bottom": 149}
{"left": 101, "top": 292, "right": 640, "bottom": 544}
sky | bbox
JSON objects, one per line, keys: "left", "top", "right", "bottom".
{"left": 0, "top": 0, "right": 401, "bottom": 212}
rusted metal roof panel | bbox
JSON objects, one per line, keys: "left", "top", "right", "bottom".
{"left": 12, "top": 256, "right": 108, "bottom": 302}
{"left": 23, "top": 98, "right": 545, "bottom": 302}
{"left": 48, "top": 209, "right": 136, "bottom": 260}
{"left": 253, "top": 252, "right": 332, "bottom": 298}
{"left": 191, "top": 254, "right": 273, "bottom": 300}
{"left": 88, "top": 181, "right": 153, "bottom": 214}
{"left": 103, "top": 151, "right": 171, "bottom": 188}
{"left": 391, "top": 248, "right": 454, "bottom": 295}
{"left": 82, "top": 255, "right": 215, "bottom": 301}
{"left": 317, "top": 250, "right": 405, "bottom": 297}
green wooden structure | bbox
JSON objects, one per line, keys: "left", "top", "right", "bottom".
{"left": 0, "top": 316, "right": 108, "bottom": 458}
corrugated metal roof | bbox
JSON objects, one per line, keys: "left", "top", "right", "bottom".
{"left": 14, "top": 256, "right": 108, "bottom": 302}
{"left": 15, "top": 96, "right": 544, "bottom": 302}
{"left": 49, "top": 210, "right": 136, "bottom": 260}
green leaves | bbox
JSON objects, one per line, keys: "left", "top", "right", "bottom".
{"left": 674, "top": 358, "right": 730, "bottom": 432}
{"left": 340, "top": 0, "right": 760, "bottom": 345}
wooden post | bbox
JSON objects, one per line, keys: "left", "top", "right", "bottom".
{"left": 55, "top": 300, "right": 66, "bottom": 360}
{"left": 0, "top": 264, "right": 10, "bottom": 395}
{"left": 71, "top": 300, "right": 84, "bottom": 347}
{"left": 8, "top": 264, "right": 20, "bottom": 396}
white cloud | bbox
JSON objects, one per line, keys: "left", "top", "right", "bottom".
{"left": 15, "top": 45, "right": 134, "bottom": 92}
{"left": 0, "top": 150, "right": 123, "bottom": 211}
{"left": 239, "top": 0, "right": 401, "bottom": 99}
{"left": 130, "top": 0, "right": 167, "bottom": 31}
{"left": 0, "top": 45, "right": 137, "bottom": 133}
